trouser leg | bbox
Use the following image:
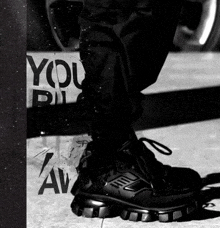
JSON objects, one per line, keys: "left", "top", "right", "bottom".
{"left": 114, "top": 0, "right": 184, "bottom": 91}
{"left": 77, "top": 0, "right": 183, "bottom": 149}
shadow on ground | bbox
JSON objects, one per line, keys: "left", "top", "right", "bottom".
{"left": 180, "top": 173, "right": 220, "bottom": 222}
{"left": 27, "top": 86, "right": 220, "bottom": 138}
{"left": 135, "top": 86, "right": 220, "bottom": 131}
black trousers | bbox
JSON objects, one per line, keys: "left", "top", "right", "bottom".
{"left": 78, "top": 0, "right": 184, "bottom": 142}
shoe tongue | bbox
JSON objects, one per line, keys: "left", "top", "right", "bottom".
{"left": 118, "top": 139, "right": 166, "bottom": 179}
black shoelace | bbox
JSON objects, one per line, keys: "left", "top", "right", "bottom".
{"left": 139, "top": 137, "right": 172, "bottom": 156}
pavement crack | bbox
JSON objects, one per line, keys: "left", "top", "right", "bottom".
{"left": 101, "top": 218, "right": 104, "bottom": 228}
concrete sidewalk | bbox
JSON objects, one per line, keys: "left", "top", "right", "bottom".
{"left": 27, "top": 53, "right": 220, "bottom": 227}
{"left": 27, "top": 119, "right": 220, "bottom": 228}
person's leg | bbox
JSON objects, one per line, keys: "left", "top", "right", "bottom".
{"left": 71, "top": 0, "right": 202, "bottom": 222}
{"left": 115, "top": 0, "right": 184, "bottom": 92}
{"left": 77, "top": 0, "right": 143, "bottom": 155}
{"left": 77, "top": 0, "right": 184, "bottom": 144}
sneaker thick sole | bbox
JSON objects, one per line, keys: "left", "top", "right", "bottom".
{"left": 120, "top": 202, "right": 198, "bottom": 222}
{"left": 71, "top": 194, "right": 198, "bottom": 222}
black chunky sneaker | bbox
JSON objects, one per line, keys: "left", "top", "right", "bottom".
{"left": 71, "top": 138, "right": 201, "bottom": 222}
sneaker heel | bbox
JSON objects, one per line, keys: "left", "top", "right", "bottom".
{"left": 71, "top": 195, "right": 121, "bottom": 218}
{"left": 159, "top": 201, "right": 198, "bottom": 222}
